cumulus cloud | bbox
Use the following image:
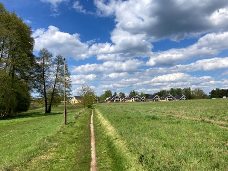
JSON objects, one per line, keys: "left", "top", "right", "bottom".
{"left": 71, "top": 74, "right": 96, "bottom": 85}
{"left": 72, "top": 59, "right": 143, "bottom": 73}
{"left": 151, "top": 73, "right": 190, "bottom": 83}
{"left": 175, "top": 57, "right": 228, "bottom": 71}
{"left": 147, "top": 32, "right": 228, "bottom": 66}
{"left": 106, "top": 72, "right": 129, "bottom": 79}
{"left": 33, "top": 26, "right": 89, "bottom": 59}
{"left": 95, "top": 0, "right": 228, "bottom": 40}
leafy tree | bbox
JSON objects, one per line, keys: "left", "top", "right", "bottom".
{"left": 183, "top": 87, "right": 192, "bottom": 99}
{"left": 210, "top": 88, "right": 228, "bottom": 98}
{"left": 79, "top": 85, "right": 96, "bottom": 108}
{"left": 36, "top": 49, "right": 52, "bottom": 113}
{"left": 99, "top": 90, "right": 112, "bottom": 102}
{"left": 0, "top": 71, "right": 30, "bottom": 117}
{"left": 0, "top": 4, "right": 34, "bottom": 117}
{"left": 0, "top": 4, "right": 34, "bottom": 82}
{"left": 139, "top": 92, "right": 145, "bottom": 97}
{"left": 191, "top": 88, "right": 208, "bottom": 99}
{"left": 157, "top": 90, "right": 168, "bottom": 97}
{"left": 119, "top": 92, "right": 125, "bottom": 98}
{"left": 36, "top": 49, "right": 71, "bottom": 113}
{"left": 129, "top": 90, "right": 138, "bottom": 97}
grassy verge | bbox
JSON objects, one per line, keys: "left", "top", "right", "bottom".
{"left": 95, "top": 99, "right": 228, "bottom": 170}
{"left": 94, "top": 115, "right": 125, "bottom": 170}
{"left": 0, "top": 105, "right": 91, "bottom": 170}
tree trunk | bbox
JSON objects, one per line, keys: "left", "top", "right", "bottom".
{"left": 47, "top": 60, "right": 60, "bottom": 113}
{"left": 42, "top": 56, "right": 48, "bottom": 114}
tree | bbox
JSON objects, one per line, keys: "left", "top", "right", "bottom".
{"left": 47, "top": 55, "right": 71, "bottom": 113}
{"left": 119, "top": 92, "right": 125, "bottom": 98}
{"left": 183, "top": 87, "right": 192, "bottom": 99}
{"left": 191, "top": 88, "right": 208, "bottom": 99}
{"left": 139, "top": 92, "right": 145, "bottom": 97}
{"left": 0, "top": 71, "right": 30, "bottom": 117}
{"left": 157, "top": 90, "right": 168, "bottom": 97}
{"left": 79, "top": 85, "right": 96, "bottom": 108}
{"left": 36, "top": 49, "right": 71, "bottom": 113}
{"left": 210, "top": 88, "right": 228, "bottom": 98}
{"left": 36, "top": 49, "right": 52, "bottom": 113}
{"left": 129, "top": 90, "right": 138, "bottom": 97}
{"left": 0, "top": 4, "right": 34, "bottom": 117}
{"left": 99, "top": 90, "right": 112, "bottom": 102}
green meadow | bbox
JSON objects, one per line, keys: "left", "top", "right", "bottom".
{"left": 0, "top": 99, "right": 227, "bottom": 170}
{"left": 0, "top": 105, "right": 91, "bottom": 171}
{"left": 95, "top": 99, "right": 228, "bottom": 171}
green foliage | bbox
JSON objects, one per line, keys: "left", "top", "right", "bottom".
{"left": 191, "top": 88, "right": 208, "bottom": 99}
{"left": 119, "top": 92, "right": 125, "bottom": 98}
{"left": 79, "top": 85, "right": 96, "bottom": 108}
{"left": 129, "top": 90, "right": 138, "bottom": 97}
{"left": 36, "top": 49, "right": 71, "bottom": 113}
{"left": 155, "top": 87, "right": 207, "bottom": 99}
{"left": 0, "top": 3, "right": 34, "bottom": 117}
{"left": 0, "top": 71, "right": 30, "bottom": 117}
{"left": 210, "top": 88, "right": 228, "bottom": 98}
{"left": 99, "top": 90, "right": 112, "bottom": 102}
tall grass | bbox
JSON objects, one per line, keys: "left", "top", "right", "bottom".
{"left": 95, "top": 99, "right": 228, "bottom": 170}
{"left": 0, "top": 105, "right": 91, "bottom": 170}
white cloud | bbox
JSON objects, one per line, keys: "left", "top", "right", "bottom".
{"left": 71, "top": 74, "right": 96, "bottom": 85}
{"left": 210, "top": 8, "right": 228, "bottom": 27}
{"left": 94, "top": 0, "right": 228, "bottom": 40}
{"left": 73, "top": 1, "right": 86, "bottom": 13}
{"left": 40, "top": 0, "right": 67, "bottom": 7}
{"left": 33, "top": 26, "right": 89, "bottom": 59}
{"left": 151, "top": 73, "right": 189, "bottom": 83}
{"left": 175, "top": 57, "right": 228, "bottom": 71}
{"left": 147, "top": 32, "right": 228, "bottom": 66}
{"left": 107, "top": 72, "right": 129, "bottom": 79}
{"left": 73, "top": 59, "right": 143, "bottom": 73}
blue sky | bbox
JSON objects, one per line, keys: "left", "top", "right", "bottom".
{"left": 1, "top": 0, "right": 228, "bottom": 95}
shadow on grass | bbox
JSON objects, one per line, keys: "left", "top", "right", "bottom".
{"left": 0, "top": 111, "right": 63, "bottom": 121}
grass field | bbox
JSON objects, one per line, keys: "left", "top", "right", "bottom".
{"left": 0, "top": 105, "right": 91, "bottom": 170}
{"left": 95, "top": 99, "right": 228, "bottom": 171}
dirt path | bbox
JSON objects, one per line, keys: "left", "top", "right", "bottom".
{"left": 90, "top": 109, "right": 97, "bottom": 171}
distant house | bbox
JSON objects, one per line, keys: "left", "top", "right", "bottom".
{"left": 105, "top": 95, "right": 121, "bottom": 102}
{"left": 131, "top": 95, "right": 144, "bottom": 102}
{"left": 160, "top": 94, "right": 176, "bottom": 101}
{"left": 147, "top": 94, "right": 160, "bottom": 101}
{"left": 124, "top": 96, "right": 132, "bottom": 102}
{"left": 166, "top": 94, "right": 176, "bottom": 101}
{"left": 175, "top": 94, "right": 186, "bottom": 100}
{"left": 141, "top": 96, "right": 146, "bottom": 102}
{"left": 70, "top": 96, "right": 82, "bottom": 104}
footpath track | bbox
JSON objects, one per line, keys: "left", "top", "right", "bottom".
{"left": 90, "top": 109, "right": 97, "bottom": 171}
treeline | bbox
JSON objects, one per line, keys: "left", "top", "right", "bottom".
{"left": 99, "top": 90, "right": 145, "bottom": 102}
{"left": 209, "top": 88, "right": 228, "bottom": 98}
{"left": 155, "top": 88, "right": 208, "bottom": 99}
{"left": 0, "top": 4, "right": 71, "bottom": 118}
{"left": 99, "top": 87, "right": 210, "bottom": 102}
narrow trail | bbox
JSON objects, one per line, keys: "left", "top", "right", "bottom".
{"left": 90, "top": 109, "right": 97, "bottom": 171}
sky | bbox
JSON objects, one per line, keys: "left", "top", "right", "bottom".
{"left": 1, "top": 0, "right": 228, "bottom": 95}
